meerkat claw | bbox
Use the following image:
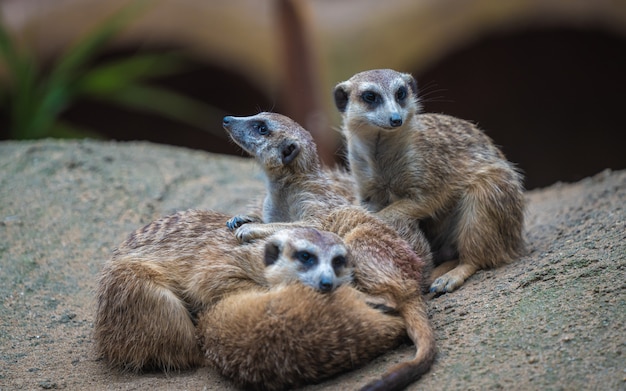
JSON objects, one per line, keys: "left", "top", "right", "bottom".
{"left": 226, "top": 215, "right": 257, "bottom": 231}
{"left": 234, "top": 225, "right": 254, "bottom": 243}
{"left": 429, "top": 275, "right": 462, "bottom": 293}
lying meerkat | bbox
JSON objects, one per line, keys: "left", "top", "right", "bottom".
{"left": 95, "top": 210, "right": 355, "bottom": 370}
{"left": 94, "top": 210, "right": 405, "bottom": 389}
{"left": 223, "top": 112, "right": 435, "bottom": 391}
{"left": 199, "top": 283, "right": 406, "bottom": 391}
{"left": 333, "top": 69, "right": 526, "bottom": 293}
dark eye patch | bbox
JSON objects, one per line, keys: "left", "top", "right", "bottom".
{"left": 332, "top": 255, "right": 347, "bottom": 270}
{"left": 252, "top": 121, "right": 269, "bottom": 135}
{"left": 295, "top": 251, "right": 317, "bottom": 268}
{"left": 396, "top": 86, "right": 407, "bottom": 101}
{"left": 361, "top": 91, "right": 381, "bottom": 105}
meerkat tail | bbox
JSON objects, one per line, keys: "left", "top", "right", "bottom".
{"left": 360, "top": 296, "right": 436, "bottom": 391}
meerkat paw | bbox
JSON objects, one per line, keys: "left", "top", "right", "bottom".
{"left": 226, "top": 215, "right": 261, "bottom": 231}
{"left": 429, "top": 275, "right": 464, "bottom": 293}
{"left": 234, "top": 223, "right": 270, "bottom": 243}
{"left": 429, "top": 263, "right": 478, "bottom": 293}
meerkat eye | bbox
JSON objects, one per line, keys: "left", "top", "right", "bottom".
{"left": 252, "top": 121, "right": 269, "bottom": 135}
{"left": 332, "top": 255, "right": 347, "bottom": 270}
{"left": 361, "top": 91, "right": 380, "bottom": 105}
{"left": 396, "top": 86, "right": 407, "bottom": 101}
{"left": 295, "top": 251, "right": 316, "bottom": 267}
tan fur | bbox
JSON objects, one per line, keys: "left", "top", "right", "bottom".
{"left": 94, "top": 210, "right": 405, "bottom": 389}
{"left": 94, "top": 210, "right": 267, "bottom": 372}
{"left": 199, "top": 284, "right": 406, "bottom": 391}
{"left": 334, "top": 69, "right": 526, "bottom": 293}
{"left": 223, "top": 112, "right": 435, "bottom": 391}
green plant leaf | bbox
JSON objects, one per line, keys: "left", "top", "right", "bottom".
{"left": 74, "top": 53, "right": 188, "bottom": 96}
{"left": 1, "top": 0, "right": 223, "bottom": 141}
{"left": 26, "top": 1, "right": 151, "bottom": 138}
{"left": 0, "top": 17, "right": 43, "bottom": 138}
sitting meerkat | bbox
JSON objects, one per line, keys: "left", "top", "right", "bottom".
{"left": 223, "top": 112, "right": 435, "bottom": 391}
{"left": 94, "top": 210, "right": 404, "bottom": 376}
{"left": 333, "top": 68, "right": 526, "bottom": 293}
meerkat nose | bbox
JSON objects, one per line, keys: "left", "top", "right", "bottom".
{"left": 318, "top": 276, "right": 334, "bottom": 292}
{"left": 390, "top": 113, "right": 403, "bottom": 127}
{"left": 223, "top": 116, "right": 233, "bottom": 127}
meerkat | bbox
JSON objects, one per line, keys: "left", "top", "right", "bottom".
{"left": 94, "top": 209, "right": 405, "bottom": 389}
{"left": 333, "top": 69, "right": 526, "bottom": 293}
{"left": 197, "top": 225, "right": 408, "bottom": 390}
{"left": 223, "top": 112, "right": 435, "bottom": 391}
{"left": 95, "top": 210, "right": 350, "bottom": 371}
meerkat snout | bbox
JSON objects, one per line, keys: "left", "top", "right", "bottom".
{"left": 390, "top": 112, "right": 403, "bottom": 127}
{"left": 222, "top": 115, "right": 233, "bottom": 127}
{"left": 263, "top": 228, "right": 352, "bottom": 293}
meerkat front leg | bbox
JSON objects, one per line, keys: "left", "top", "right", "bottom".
{"left": 373, "top": 200, "right": 436, "bottom": 271}
{"left": 430, "top": 263, "right": 478, "bottom": 293}
{"left": 232, "top": 222, "right": 312, "bottom": 243}
{"left": 374, "top": 199, "right": 440, "bottom": 223}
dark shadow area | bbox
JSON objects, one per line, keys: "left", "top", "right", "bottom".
{"left": 60, "top": 49, "right": 277, "bottom": 155}
{"left": 4, "top": 29, "right": 623, "bottom": 190}
{"left": 418, "top": 28, "right": 626, "bottom": 189}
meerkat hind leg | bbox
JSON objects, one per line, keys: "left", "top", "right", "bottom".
{"left": 428, "top": 195, "right": 484, "bottom": 293}
{"left": 430, "top": 169, "right": 521, "bottom": 293}
{"left": 95, "top": 261, "right": 203, "bottom": 371}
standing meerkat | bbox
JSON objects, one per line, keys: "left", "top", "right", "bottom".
{"left": 333, "top": 69, "right": 526, "bottom": 293}
{"left": 94, "top": 209, "right": 406, "bottom": 389}
{"left": 223, "top": 112, "right": 435, "bottom": 391}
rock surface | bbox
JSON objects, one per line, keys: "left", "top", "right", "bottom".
{"left": 0, "top": 139, "right": 624, "bottom": 390}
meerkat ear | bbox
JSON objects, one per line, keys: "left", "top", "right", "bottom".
{"left": 281, "top": 141, "right": 301, "bottom": 165}
{"left": 264, "top": 240, "right": 281, "bottom": 266}
{"left": 333, "top": 83, "right": 350, "bottom": 112}
{"left": 404, "top": 73, "right": 418, "bottom": 96}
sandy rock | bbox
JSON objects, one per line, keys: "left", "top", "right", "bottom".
{"left": 0, "top": 139, "right": 623, "bottom": 390}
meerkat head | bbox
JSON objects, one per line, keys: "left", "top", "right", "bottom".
{"left": 333, "top": 69, "right": 421, "bottom": 134}
{"left": 223, "top": 112, "right": 320, "bottom": 175}
{"left": 263, "top": 228, "right": 353, "bottom": 293}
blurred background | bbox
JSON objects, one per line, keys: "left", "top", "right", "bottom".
{"left": 1, "top": 0, "right": 625, "bottom": 189}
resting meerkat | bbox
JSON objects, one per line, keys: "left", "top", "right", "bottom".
{"left": 197, "top": 225, "right": 407, "bottom": 390}
{"left": 223, "top": 112, "right": 435, "bottom": 391}
{"left": 94, "top": 210, "right": 377, "bottom": 371}
{"left": 199, "top": 283, "right": 406, "bottom": 391}
{"left": 333, "top": 69, "right": 526, "bottom": 293}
